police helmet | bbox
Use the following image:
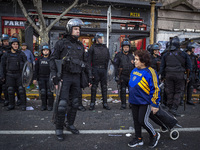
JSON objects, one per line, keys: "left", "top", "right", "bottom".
{"left": 66, "top": 18, "right": 84, "bottom": 35}
{"left": 121, "top": 38, "right": 130, "bottom": 48}
{"left": 186, "top": 42, "right": 195, "bottom": 52}
{"left": 10, "top": 37, "right": 19, "bottom": 45}
{"left": 1, "top": 34, "right": 10, "bottom": 41}
{"left": 41, "top": 45, "right": 51, "bottom": 55}
{"left": 152, "top": 44, "right": 159, "bottom": 50}
{"left": 94, "top": 32, "right": 104, "bottom": 41}
{"left": 147, "top": 44, "right": 153, "bottom": 52}
{"left": 170, "top": 36, "right": 180, "bottom": 50}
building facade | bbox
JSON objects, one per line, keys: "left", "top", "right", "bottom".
{"left": 156, "top": 0, "right": 200, "bottom": 53}
{"left": 0, "top": 0, "right": 163, "bottom": 55}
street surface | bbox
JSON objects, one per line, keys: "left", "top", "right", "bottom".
{"left": 0, "top": 99, "right": 200, "bottom": 150}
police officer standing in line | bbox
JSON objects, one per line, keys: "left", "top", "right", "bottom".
{"left": 150, "top": 44, "right": 161, "bottom": 73}
{"left": 50, "top": 18, "right": 91, "bottom": 141}
{"left": 185, "top": 42, "right": 197, "bottom": 105}
{"left": 159, "top": 36, "right": 192, "bottom": 116}
{"left": 0, "top": 38, "right": 27, "bottom": 111}
{"left": 88, "top": 32, "right": 111, "bottom": 110}
{"left": 114, "top": 38, "right": 135, "bottom": 110}
{"left": 0, "top": 34, "right": 11, "bottom": 106}
{"left": 33, "top": 45, "right": 54, "bottom": 111}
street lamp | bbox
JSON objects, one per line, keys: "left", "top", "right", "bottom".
{"left": 150, "top": 0, "right": 157, "bottom": 44}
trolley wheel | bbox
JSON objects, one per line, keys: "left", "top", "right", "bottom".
{"left": 160, "top": 126, "right": 168, "bottom": 133}
{"left": 170, "top": 129, "right": 179, "bottom": 140}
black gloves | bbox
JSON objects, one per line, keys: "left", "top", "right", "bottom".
{"left": 53, "top": 76, "right": 61, "bottom": 85}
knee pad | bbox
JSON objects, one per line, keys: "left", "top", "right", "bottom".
{"left": 8, "top": 87, "right": 15, "bottom": 95}
{"left": 18, "top": 86, "right": 25, "bottom": 94}
{"left": 58, "top": 100, "right": 67, "bottom": 113}
{"left": 47, "top": 90, "right": 54, "bottom": 99}
{"left": 40, "top": 89, "right": 46, "bottom": 96}
{"left": 121, "top": 87, "right": 126, "bottom": 94}
{"left": 101, "top": 84, "right": 107, "bottom": 92}
{"left": 72, "top": 98, "right": 79, "bottom": 109}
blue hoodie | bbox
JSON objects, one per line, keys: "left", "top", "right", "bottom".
{"left": 129, "top": 67, "right": 160, "bottom": 108}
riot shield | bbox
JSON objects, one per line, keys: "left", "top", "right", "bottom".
{"left": 22, "top": 61, "right": 33, "bottom": 87}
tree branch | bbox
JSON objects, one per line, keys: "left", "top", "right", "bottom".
{"left": 33, "top": 0, "right": 46, "bottom": 31}
{"left": 46, "top": 0, "right": 79, "bottom": 32}
{"left": 17, "top": 0, "right": 40, "bottom": 34}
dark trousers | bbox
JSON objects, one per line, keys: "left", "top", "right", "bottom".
{"left": 131, "top": 104, "right": 156, "bottom": 138}
{"left": 38, "top": 77, "right": 54, "bottom": 107}
{"left": 120, "top": 74, "right": 129, "bottom": 105}
{"left": 6, "top": 73, "right": 26, "bottom": 106}
{"left": 91, "top": 68, "right": 107, "bottom": 103}
{"left": 187, "top": 72, "right": 195, "bottom": 102}
{"left": 165, "top": 73, "right": 185, "bottom": 108}
{"left": 56, "top": 73, "right": 80, "bottom": 129}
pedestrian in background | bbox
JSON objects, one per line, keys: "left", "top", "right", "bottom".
{"left": 128, "top": 50, "right": 160, "bottom": 148}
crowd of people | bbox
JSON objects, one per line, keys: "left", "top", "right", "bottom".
{"left": 0, "top": 18, "right": 199, "bottom": 148}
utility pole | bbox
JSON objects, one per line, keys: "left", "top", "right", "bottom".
{"left": 150, "top": 0, "right": 156, "bottom": 44}
{"left": 107, "top": 5, "right": 111, "bottom": 48}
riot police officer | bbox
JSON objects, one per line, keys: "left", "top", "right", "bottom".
{"left": 50, "top": 18, "right": 91, "bottom": 141}
{"left": 0, "top": 38, "right": 27, "bottom": 111}
{"left": 185, "top": 42, "right": 197, "bottom": 105}
{"left": 159, "top": 36, "right": 192, "bottom": 116}
{"left": 114, "top": 38, "right": 135, "bottom": 109}
{"left": 88, "top": 32, "right": 110, "bottom": 110}
{"left": 33, "top": 45, "right": 54, "bottom": 111}
{"left": 150, "top": 44, "right": 161, "bottom": 72}
{"left": 0, "top": 34, "right": 10, "bottom": 105}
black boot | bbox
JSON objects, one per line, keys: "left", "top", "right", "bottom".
{"left": 7, "top": 87, "right": 15, "bottom": 111}
{"left": 120, "top": 104, "right": 126, "bottom": 110}
{"left": 40, "top": 89, "right": 47, "bottom": 111}
{"left": 78, "top": 105, "right": 86, "bottom": 112}
{"left": 102, "top": 84, "right": 110, "bottom": 110}
{"left": 120, "top": 87, "right": 126, "bottom": 110}
{"left": 90, "top": 85, "right": 97, "bottom": 110}
{"left": 18, "top": 86, "right": 27, "bottom": 111}
{"left": 168, "top": 105, "right": 181, "bottom": 117}
{"left": 47, "top": 90, "right": 54, "bottom": 111}
{"left": 7, "top": 105, "right": 15, "bottom": 111}
{"left": 89, "top": 103, "right": 95, "bottom": 110}
{"left": 55, "top": 129, "right": 64, "bottom": 141}
{"left": 103, "top": 103, "right": 111, "bottom": 110}
{"left": 66, "top": 108, "right": 79, "bottom": 134}
{"left": 186, "top": 100, "right": 195, "bottom": 105}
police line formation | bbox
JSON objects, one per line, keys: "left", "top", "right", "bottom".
{"left": 0, "top": 18, "right": 197, "bottom": 148}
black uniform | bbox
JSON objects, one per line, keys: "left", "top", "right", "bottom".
{"left": 89, "top": 43, "right": 110, "bottom": 110}
{"left": 34, "top": 56, "right": 54, "bottom": 110}
{"left": 0, "top": 50, "right": 27, "bottom": 110}
{"left": 159, "top": 49, "right": 191, "bottom": 116}
{"left": 114, "top": 51, "right": 135, "bottom": 109}
{"left": 0, "top": 45, "right": 10, "bottom": 105}
{"left": 151, "top": 55, "right": 161, "bottom": 73}
{"left": 186, "top": 53, "right": 197, "bottom": 104}
{"left": 50, "top": 35, "right": 89, "bottom": 134}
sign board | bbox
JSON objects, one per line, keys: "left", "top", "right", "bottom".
{"left": 4, "top": 20, "right": 25, "bottom": 27}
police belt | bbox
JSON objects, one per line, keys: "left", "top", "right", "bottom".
{"left": 93, "top": 65, "right": 106, "bottom": 69}
{"left": 7, "top": 71, "right": 20, "bottom": 74}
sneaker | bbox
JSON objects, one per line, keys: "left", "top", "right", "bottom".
{"left": 128, "top": 137, "right": 144, "bottom": 148}
{"left": 149, "top": 132, "right": 160, "bottom": 148}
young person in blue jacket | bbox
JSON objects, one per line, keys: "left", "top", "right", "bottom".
{"left": 128, "top": 50, "right": 161, "bottom": 148}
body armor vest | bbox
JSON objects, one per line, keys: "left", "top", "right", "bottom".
{"left": 61, "top": 38, "right": 84, "bottom": 74}
{"left": 6, "top": 52, "right": 21, "bottom": 72}
{"left": 165, "top": 50, "right": 185, "bottom": 72}
{"left": 92, "top": 44, "right": 109, "bottom": 67}
{"left": 39, "top": 57, "right": 50, "bottom": 77}
{"left": 120, "top": 53, "right": 134, "bottom": 75}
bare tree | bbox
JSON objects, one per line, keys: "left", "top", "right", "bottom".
{"left": 17, "top": 0, "right": 79, "bottom": 43}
